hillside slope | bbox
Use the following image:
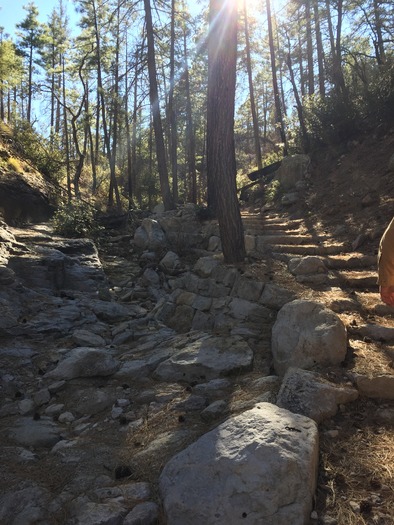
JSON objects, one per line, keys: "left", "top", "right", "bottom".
{"left": 0, "top": 123, "right": 57, "bottom": 224}
{"left": 303, "top": 130, "right": 394, "bottom": 247}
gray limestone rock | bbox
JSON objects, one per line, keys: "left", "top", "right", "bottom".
{"left": 159, "top": 402, "right": 318, "bottom": 525}
{"left": 353, "top": 373, "right": 394, "bottom": 399}
{"left": 288, "top": 256, "right": 327, "bottom": 276}
{"left": 160, "top": 250, "right": 182, "bottom": 275}
{"left": 134, "top": 218, "right": 167, "bottom": 251}
{"left": 123, "top": 502, "right": 159, "bottom": 525}
{"left": 259, "top": 283, "right": 296, "bottom": 309}
{"left": 45, "top": 347, "right": 120, "bottom": 380}
{"left": 153, "top": 334, "right": 253, "bottom": 383}
{"left": 70, "top": 388, "right": 115, "bottom": 416}
{"left": 0, "top": 483, "right": 51, "bottom": 525}
{"left": 274, "top": 154, "right": 310, "bottom": 190}
{"left": 89, "top": 300, "right": 135, "bottom": 323}
{"left": 200, "top": 400, "right": 228, "bottom": 422}
{"left": 9, "top": 417, "right": 62, "bottom": 448}
{"left": 69, "top": 498, "right": 126, "bottom": 525}
{"left": 272, "top": 300, "right": 347, "bottom": 375}
{"left": 277, "top": 368, "right": 359, "bottom": 423}
{"left": 73, "top": 329, "right": 106, "bottom": 347}
{"left": 193, "top": 256, "right": 220, "bottom": 277}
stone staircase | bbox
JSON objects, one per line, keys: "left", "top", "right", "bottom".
{"left": 241, "top": 209, "right": 394, "bottom": 400}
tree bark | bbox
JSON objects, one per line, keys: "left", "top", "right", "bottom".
{"left": 313, "top": 0, "right": 325, "bottom": 97}
{"left": 91, "top": 0, "right": 121, "bottom": 210}
{"left": 183, "top": 28, "right": 197, "bottom": 203}
{"left": 169, "top": 0, "right": 178, "bottom": 203}
{"left": 243, "top": 0, "right": 262, "bottom": 169}
{"left": 144, "top": 0, "right": 175, "bottom": 211}
{"left": 305, "top": 0, "right": 315, "bottom": 95}
{"left": 206, "top": 0, "right": 245, "bottom": 264}
{"left": 266, "top": 0, "right": 287, "bottom": 155}
{"left": 286, "top": 49, "right": 309, "bottom": 152}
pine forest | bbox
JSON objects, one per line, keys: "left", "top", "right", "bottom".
{"left": 0, "top": 0, "right": 393, "bottom": 213}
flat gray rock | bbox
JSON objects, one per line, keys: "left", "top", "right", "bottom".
{"left": 9, "top": 417, "right": 62, "bottom": 448}
{"left": 277, "top": 368, "right": 359, "bottom": 423}
{"left": 45, "top": 347, "right": 120, "bottom": 380}
{"left": 153, "top": 334, "right": 253, "bottom": 382}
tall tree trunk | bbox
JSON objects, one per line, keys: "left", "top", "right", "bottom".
{"left": 297, "top": 17, "right": 305, "bottom": 97}
{"left": 266, "top": 0, "right": 287, "bottom": 155}
{"left": 326, "top": 0, "right": 346, "bottom": 95}
{"left": 183, "top": 27, "right": 197, "bottom": 203}
{"left": 0, "top": 86, "right": 4, "bottom": 121}
{"left": 305, "top": 0, "right": 315, "bottom": 95}
{"left": 70, "top": 54, "right": 89, "bottom": 198}
{"left": 131, "top": 49, "right": 140, "bottom": 206}
{"left": 144, "top": 0, "right": 174, "bottom": 211}
{"left": 62, "top": 56, "right": 71, "bottom": 201}
{"left": 286, "top": 49, "right": 309, "bottom": 152}
{"left": 334, "top": 0, "right": 347, "bottom": 95}
{"left": 55, "top": 71, "right": 61, "bottom": 134}
{"left": 373, "top": 0, "right": 386, "bottom": 64}
{"left": 108, "top": 0, "right": 121, "bottom": 209}
{"left": 243, "top": 0, "right": 262, "bottom": 169}
{"left": 206, "top": 0, "right": 245, "bottom": 264}
{"left": 169, "top": 0, "right": 178, "bottom": 202}
{"left": 313, "top": 0, "right": 325, "bottom": 97}
{"left": 124, "top": 38, "right": 133, "bottom": 208}
{"left": 50, "top": 49, "right": 55, "bottom": 141}
{"left": 91, "top": 0, "right": 121, "bottom": 210}
{"left": 27, "top": 46, "right": 33, "bottom": 122}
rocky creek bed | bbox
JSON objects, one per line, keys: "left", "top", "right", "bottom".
{"left": 0, "top": 203, "right": 393, "bottom": 525}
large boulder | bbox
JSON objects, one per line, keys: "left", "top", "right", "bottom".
{"left": 133, "top": 218, "right": 167, "bottom": 251}
{"left": 271, "top": 299, "right": 347, "bottom": 375}
{"left": 159, "top": 402, "right": 319, "bottom": 525}
{"left": 274, "top": 154, "right": 310, "bottom": 191}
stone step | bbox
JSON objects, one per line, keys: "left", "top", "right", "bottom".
{"left": 336, "top": 270, "right": 377, "bottom": 288}
{"left": 255, "top": 234, "right": 328, "bottom": 247}
{"left": 271, "top": 243, "right": 347, "bottom": 256}
{"left": 325, "top": 254, "right": 377, "bottom": 269}
{"left": 243, "top": 221, "right": 303, "bottom": 233}
{"left": 244, "top": 227, "right": 307, "bottom": 237}
{"left": 262, "top": 217, "right": 305, "bottom": 228}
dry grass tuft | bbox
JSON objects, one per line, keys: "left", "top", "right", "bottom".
{"left": 7, "top": 156, "right": 23, "bottom": 173}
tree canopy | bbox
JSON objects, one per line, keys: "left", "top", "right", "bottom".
{"left": 0, "top": 0, "right": 392, "bottom": 213}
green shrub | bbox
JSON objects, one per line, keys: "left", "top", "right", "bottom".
{"left": 12, "top": 120, "right": 63, "bottom": 181}
{"left": 52, "top": 200, "right": 102, "bottom": 238}
{"left": 265, "top": 179, "right": 282, "bottom": 204}
{"left": 302, "top": 93, "right": 362, "bottom": 149}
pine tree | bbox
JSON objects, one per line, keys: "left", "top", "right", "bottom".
{"left": 206, "top": 0, "right": 245, "bottom": 264}
{"left": 16, "top": 3, "right": 46, "bottom": 123}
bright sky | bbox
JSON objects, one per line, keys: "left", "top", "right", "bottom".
{"left": 0, "top": 0, "right": 78, "bottom": 38}
{"left": 0, "top": 0, "right": 271, "bottom": 41}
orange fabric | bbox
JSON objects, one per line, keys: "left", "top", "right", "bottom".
{"left": 378, "top": 217, "right": 394, "bottom": 286}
